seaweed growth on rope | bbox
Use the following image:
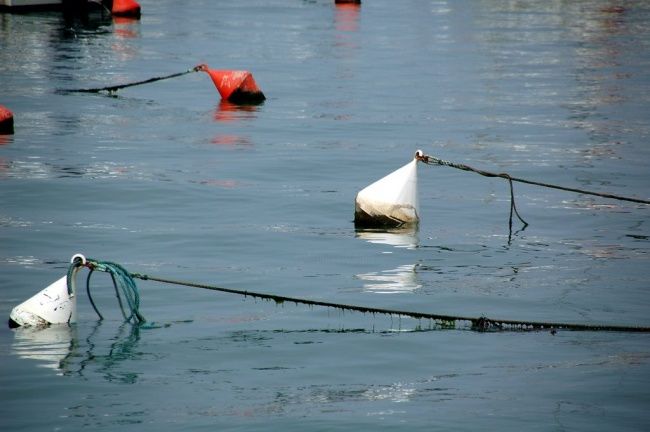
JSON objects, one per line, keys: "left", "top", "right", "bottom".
{"left": 68, "top": 258, "right": 650, "bottom": 333}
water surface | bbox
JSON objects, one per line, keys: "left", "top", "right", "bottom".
{"left": 1, "top": 0, "right": 649, "bottom": 430}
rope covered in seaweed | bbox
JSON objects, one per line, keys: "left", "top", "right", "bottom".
{"left": 129, "top": 272, "right": 650, "bottom": 333}
{"left": 67, "top": 251, "right": 650, "bottom": 332}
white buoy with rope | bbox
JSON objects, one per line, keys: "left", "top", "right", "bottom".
{"left": 8, "top": 254, "right": 86, "bottom": 328}
{"left": 354, "top": 150, "right": 422, "bottom": 228}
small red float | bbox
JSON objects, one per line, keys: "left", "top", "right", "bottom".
{"left": 335, "top": 1, "right": 361, "bottom": 32}
{"left": 112, "top": 0, "right": 141, "bottom": 18}
{"left": 197, "top": 65, "right": 265, "bottom": 104}
{"left": 0, "top": 105, "right": 14, "bottom": 135}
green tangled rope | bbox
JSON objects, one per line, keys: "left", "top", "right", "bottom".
{"left": 69, "top": 257, "right": 146, "bottom": 324}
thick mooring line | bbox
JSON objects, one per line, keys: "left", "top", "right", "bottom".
{"left": 61, "top": 66, "right": 202, "bottom": 94}
{"left": 130, "top": 272, "right": 650, "bottom": 333}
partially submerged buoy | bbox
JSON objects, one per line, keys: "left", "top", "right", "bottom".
{"left": 354, "top": 151, "right": 422, "bottom": 228}
{"left": 0, "top": 105, "right": 14, "bottom": 135}
{"left": 112, "top": 0, "right": 141, "bottom": 18}
{"left": 8, "top": 254, "right": 86, "bottom": 328}
{"left": 197, "top": 65, "right": 266, "bottom": 104}
{"left": 9, "top": 276, "right": 77, "bottom": 328}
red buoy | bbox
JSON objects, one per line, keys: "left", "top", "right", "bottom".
{"left": 335, "top": 2, "right": 361, "bottom": 32}
{"left": 0, "top": 105, "right": 14, "bottom": 135}
{"left": 112, "top": 0, "right": 141, "bottom": 18}
{"left": 197, "top": 65, "right": 266, "bottom": 104}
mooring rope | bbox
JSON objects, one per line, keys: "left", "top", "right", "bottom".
{"left": 417, "top": 153, "right": 650, "bottom": 205}
{"left": 60, "top": 65, "right": 204, "bottom": 94}
{"left": 124, "top": 271, "right": 650, "bottom": 333}
{"left": 69, "top": 257, "right": 650, "bottom": 332}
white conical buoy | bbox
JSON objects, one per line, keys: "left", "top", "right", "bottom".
{"left": 8, "top": 254, "right": 86, "bottom": 328}
{"left": 354, "top": 151, "right": 422, "bottom": 227}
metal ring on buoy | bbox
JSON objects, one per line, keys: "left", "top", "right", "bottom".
{"left": 414, "top": 150, "right": 430, "bottom": 163}
{"left": 70, "top": 253, "right": 87, "bottom": 265}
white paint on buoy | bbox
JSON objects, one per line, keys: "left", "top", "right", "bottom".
{"left": 354, "top": 151, "right": 421, "bottom": 227}
{"left": 8, "top": 254, "right": 86, "bottom": 328}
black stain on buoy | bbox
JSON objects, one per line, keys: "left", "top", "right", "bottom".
{"left": 8, "top": 318, "right": 20, "bottom": 329}
{"left": 354, "top": 208, "right": 415, "bottom": 229}
{"left": 228, "top": 87, "right": 266, "bottom": 105}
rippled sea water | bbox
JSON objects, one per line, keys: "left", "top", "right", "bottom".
{"left": 1, "top": 0, "right": 649, "bottom": 430}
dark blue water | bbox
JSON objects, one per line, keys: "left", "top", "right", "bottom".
{"left": 1, "top": 0, "right": 649, "bottom": 430}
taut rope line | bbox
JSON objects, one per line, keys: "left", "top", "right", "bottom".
{"left": 125, "top": 271, "right": 650, "bottom": 333}
{"left": 60, "top": 65, "right": 203, "bottom": 94}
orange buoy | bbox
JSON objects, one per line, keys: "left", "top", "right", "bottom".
{"left": 0, "top": 105, "right": 14, "bottom": 135}
{"left": 112, "top": 0, "right": 141, "bottom": 18}
{"left": 197, "top": 65, "right": 266, "bottom": 104}
{"left": 335, "top": 1, "right": 361, "bottom": 32}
